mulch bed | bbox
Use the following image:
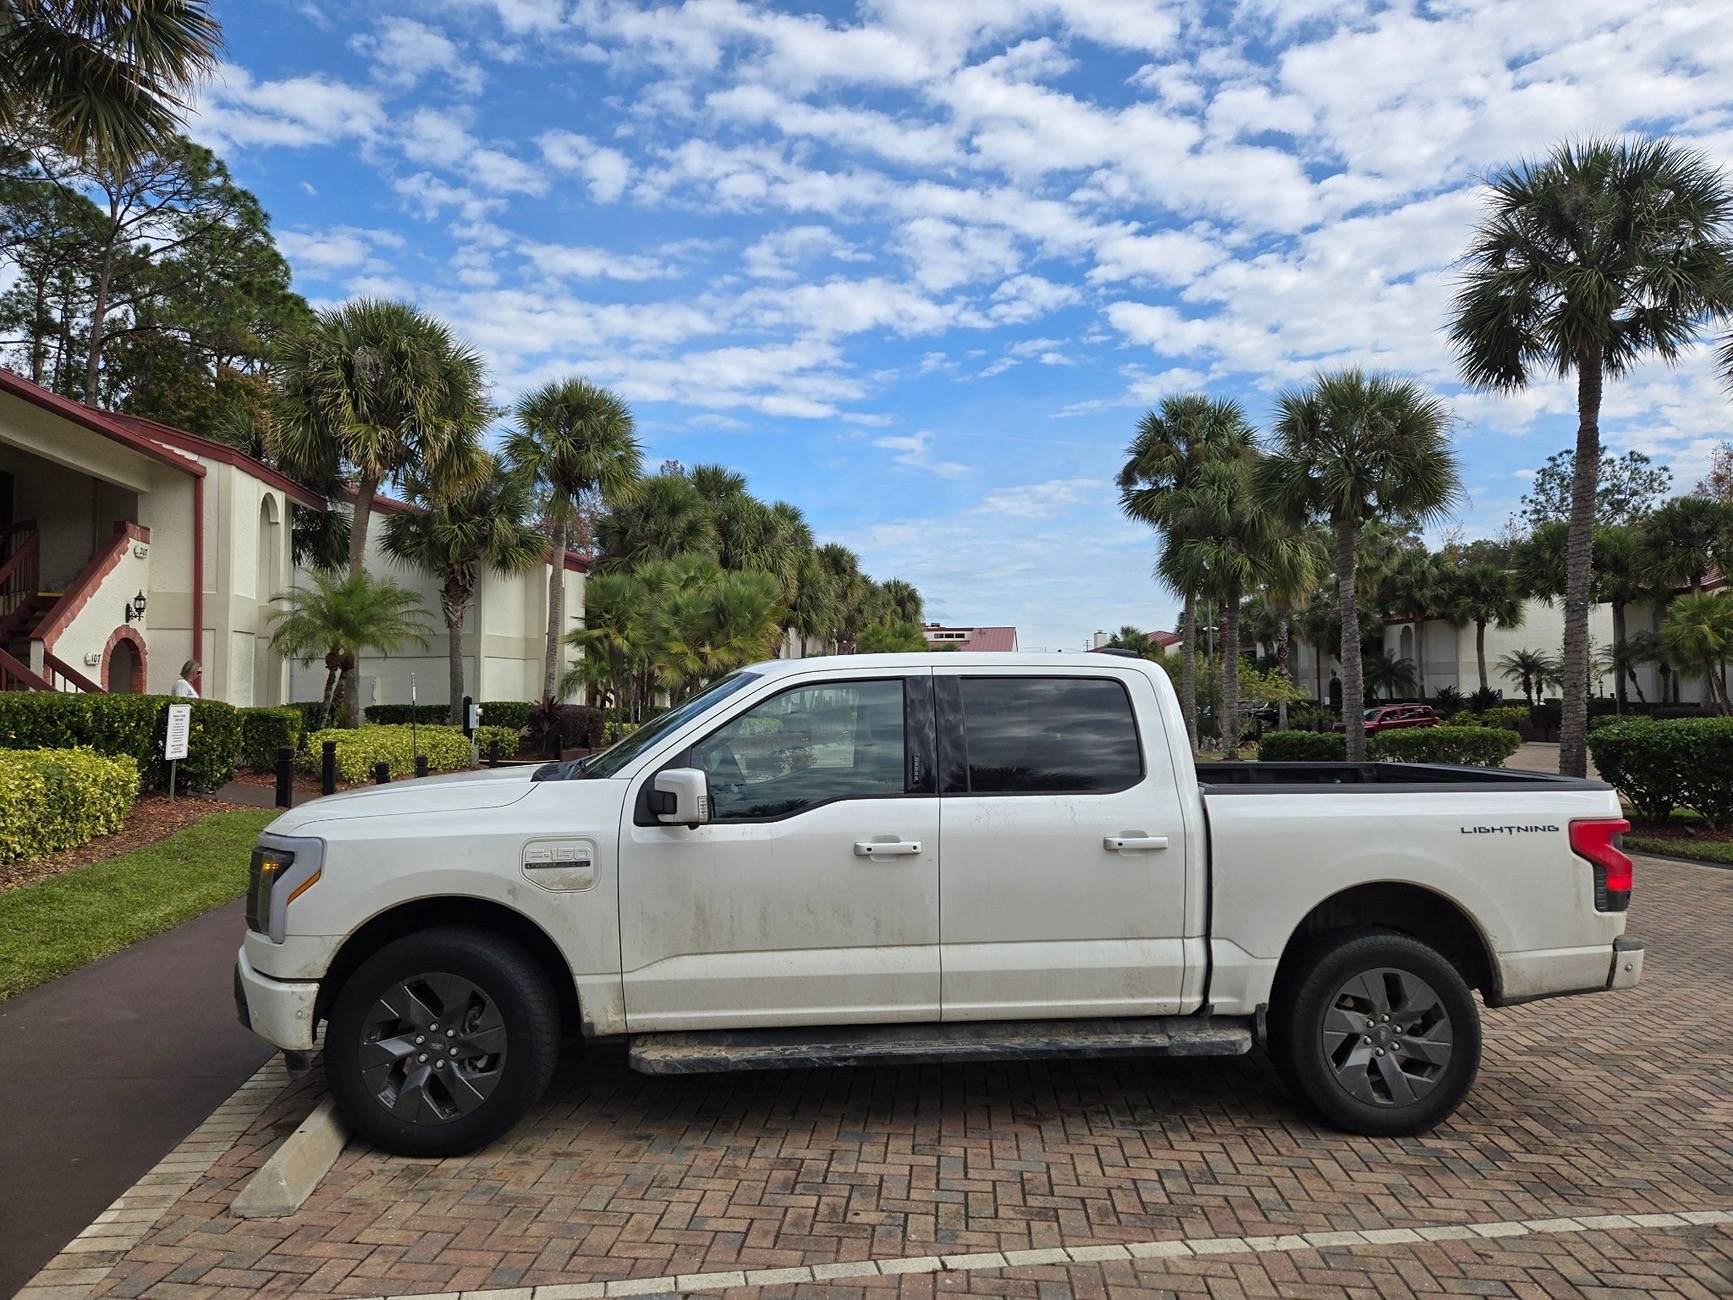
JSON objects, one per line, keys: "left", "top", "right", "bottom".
{"left": 227, "top": 768, "right": 353, "bottom": 799}
{"left": 0, "top": 793, "right": 249, "bottom": 893}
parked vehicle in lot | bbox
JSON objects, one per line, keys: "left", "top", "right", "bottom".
{"left": 235, "top": 653, "right": 1642, "bottom": 1156}
{"left": 1337, "top": 703, "right": 1440, "bottom": 734}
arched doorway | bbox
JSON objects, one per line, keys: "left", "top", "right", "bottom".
{"left": 102, "top": 627, "right": 146, "bottom": 693}
{"left": 254, "top": 495, "right": 282, "bottom": 704}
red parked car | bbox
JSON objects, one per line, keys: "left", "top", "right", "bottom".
{"left": 1335, "top": 704, "right": 1440, "bottom": 734}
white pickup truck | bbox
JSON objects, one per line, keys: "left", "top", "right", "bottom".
{"left": 235, "top": 653, "right": 1643, "bottom": 1156}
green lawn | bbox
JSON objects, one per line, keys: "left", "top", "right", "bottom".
{"left": 1626, "top": 834, "right": 1733, "bottom": 867}
{"left": 0, "top": 808, "right": 277, "bottom": 1000}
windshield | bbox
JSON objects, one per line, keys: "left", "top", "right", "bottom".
{"left": 1363, "top": 709, "right": 1383, "bottom": 720}
{"left": 578, "top": 672, "right": 760, "bottom": 779}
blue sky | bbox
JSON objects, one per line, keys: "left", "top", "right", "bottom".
{"left": 192, "top": 0, "right": 1733, "bottom": 650}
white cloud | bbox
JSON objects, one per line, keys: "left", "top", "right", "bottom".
{"left": 537, "top": 129, "right": 633, "bottom": 201}
{"left": 742, "top": 225, "right": 870, "bottom": 280}
{"left": 521, "top": 241, "right": 676, "bottom": 281}
{"left": 190, "top": 64, "right": 386, "bottom": 149}
{"left": 276, "top": 225, "right": 406, "bottom": 274}
{"left": 353, "top": 17, "right": 484, "bottom": 94}
{"left": 872, "top": 431, "right": 972, "bottom": 477}
{"left": 977, "top": 477, "right": 1107, "bottom": 518}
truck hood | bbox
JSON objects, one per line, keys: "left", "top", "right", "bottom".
{"left": 265, "top": 766, "right": 542, "bottom": 835}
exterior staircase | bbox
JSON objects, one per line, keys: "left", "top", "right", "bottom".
{"left": 0, "top": 523, "right": 99, "bottom": 692}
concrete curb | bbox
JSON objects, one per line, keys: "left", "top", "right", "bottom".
{"left": 230, "top": 1095, "right": 348, "bottom": 1219}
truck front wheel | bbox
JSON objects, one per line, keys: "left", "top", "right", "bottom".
{"left": 325, "top": 927, "right": 560, "bottom": 1157}
{"left": 1269, "top": 928, "right": 1481, "bottom": 1136}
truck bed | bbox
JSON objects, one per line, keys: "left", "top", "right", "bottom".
{"left": 1200, "top": 761, "right": 1610, "bottom": 792}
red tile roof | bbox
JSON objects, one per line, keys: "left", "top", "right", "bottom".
{"left": 925, "top": 625, "right": 1018, "bottom": 652}
{"left": 0, "top": 367, "right": 205, "bottom": 479}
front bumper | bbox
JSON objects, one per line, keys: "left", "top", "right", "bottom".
{"left": 1607, "top": 935, "right": 1645, "bottom": 990}
{"left": 234, "top": 947, "right": 320, "bottom": 1051}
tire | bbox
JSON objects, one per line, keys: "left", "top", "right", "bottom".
{"left": 325, "top": 927, "right": 560, "bottom": 1157}
{"left": 1268, "top": 928, "right": 1480, "bottom": 1137}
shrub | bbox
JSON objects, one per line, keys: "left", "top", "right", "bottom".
{"left": 286, "top": 700, "right": 333, "bottom": 735}
{"left": 364, "top": 703, "right": 452, "bottom": 725}
{"left": 298, "top": 724, "right": 520, "bottom": 783}
{"left": 0, "top": 748, "right": 138, "bottom": 863}
{"left": 527, "top": 698, "right": 606, "bottom": 754}
{"left": 0, "top": 693, "right": 238, "bottom": 793}
{"left": 1457, "top": 705, "right": 1527, "bottom": 732}
{"left": 1590, "top": 717, "right": 1733, "bottom": 827}
{"left": 479, "top": 700, "right": 531, "bottom": 730}
{"left": 1369, "top": 725, "right": 1521, "bottom": 768}
{"left": 240, "top": 706, "right": 304, "bottom": 772}
{"left": 1258, "top": 730, "right": 1346, "bottom": 761}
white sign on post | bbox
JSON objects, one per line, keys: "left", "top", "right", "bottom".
{"left": 164, "top": 703, "right": 192, "bottom": 760}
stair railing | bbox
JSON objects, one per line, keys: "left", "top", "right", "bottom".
{"left": 0, "top": 521, "right": 40, "bottom": 637}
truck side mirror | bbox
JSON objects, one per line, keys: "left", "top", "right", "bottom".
{"left": 652, "top": 768, "right": 711, "bottom": 827}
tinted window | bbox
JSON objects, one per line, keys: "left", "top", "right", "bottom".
{"left": 958, "top": 677, "right": 1141, "bottom": 794}
{"left": 580, "top": 672, "right": 758, "bottom": 779}
{"left": 689, "top": 679, "right": 907, "bottom": 820}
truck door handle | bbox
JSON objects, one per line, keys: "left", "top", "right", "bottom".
{"left": 855, "top": 840, "right": 922, "bottom": 858}
{"left": 1104, "top": 835, "right": 1169, "bottom": 853}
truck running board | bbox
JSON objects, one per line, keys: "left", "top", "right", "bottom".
{"left": 628, "top": 1016, "right": 1253, "bottom": 1075}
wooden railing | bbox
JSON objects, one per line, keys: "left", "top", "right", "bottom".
{"left": 0, "top": 521, "right": 40, "bottom": 637}
{"left": 0, "top": 644, "right": 51, "bottom": 692}
{"left": 44, "top": 651, "right": 103, "bottom": 693}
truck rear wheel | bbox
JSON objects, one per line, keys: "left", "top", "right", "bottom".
{"left": 325, "top": 927, "right": 560, "bottom": 1157}
{"left": 1270, "top": 928, "right": 1480, "bottom": 1136}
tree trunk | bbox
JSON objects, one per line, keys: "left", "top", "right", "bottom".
{"left": 341, "top": 471, "right": 382, "bottom": 727}
{"left": 1275, "top": 608, "right": 1292, "bottom": 731}
{"left": 1179, "top": 591, "right": 1198, "bottom": 752}
{"left": 1558, "top": 348, "right": 1602, "bottom": 777}
{"left": 1475, "top": 620, "right": 1489, "bottom": 694}
{"left": 1611, "top": 601, "right": 1628, "bottom": 712}
{"left": 543, "top": 519, "right": 566, "bottom": 700}
{"left": 1221, "top": 576, "right": 1242, "bottom": 755}
{"left": 320, "top": 662, "right": 339, "bottom": 729}
{"left": 82, "top": 238, "right": 117, "bottom": 403}
{"left": 1334, "top": 520, "right": 1367, "bottom": 761}
{"left": 444, "top": 582, "right": 467, "bottom": 726}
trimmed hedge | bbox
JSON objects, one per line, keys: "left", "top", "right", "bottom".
{"left": 240, "top": 706, "right": 304, "bottom": 772}
{"left": 1457, "top": 705, "right": 1527, "bottom": 732}
{"left": 299, "top": 724, "right": 520, "bottom": 783}
{"left": 0, "top": 693, "right": 239, "bottom": 793}
{"left": 364, "top": 703, "right": 451, "bottom": 725}
{"left": 1258, "top": 730, "right": 1346, "bottom": 761}
{"left": 0, "top": 748, "right": 138, "bottom": 863}
{"left": 1368, "top": 725, "right": 1521, "bottom": 767}
{"left": 364, "top": 701, "right": 535, "bottom": 728}
{"left": 1589, "top": 717, "right": 1733, "bottom": 827}
{"left": 480, "top": 700, "right": 531, "bottom": 730}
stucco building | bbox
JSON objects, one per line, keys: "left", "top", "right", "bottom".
{"left": 0, "top": 367, "right": 584, "bottom": 711}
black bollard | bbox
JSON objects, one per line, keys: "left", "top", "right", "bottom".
{"left": 553, "top": 738, "right": 564, "bottom": 761}
{"left": 373, "top": 761, "right": 390, "bottom": 785}
{"left": 274, "top": 746, "right": 294, "bottom": 808}
{"left": 414, "top": 754, "right": 429, "bottom": 778}
{"left": 487, "top": 738, "right": 500, "bottom": 768}
{"left": 320, "top": 740, "right": 337, "bottom": 796}
{"left": 462, "top": 694, "right": 474, "bottom": 739}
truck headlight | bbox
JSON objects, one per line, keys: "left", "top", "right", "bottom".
{"left": 245, "top": 836, "right": 324, "bottom": 942}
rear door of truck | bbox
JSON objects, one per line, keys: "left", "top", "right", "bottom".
{"left": 933, "top": 665, "right": 1193, "bottom": 1019}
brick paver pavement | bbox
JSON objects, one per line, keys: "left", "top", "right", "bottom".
{"left": 26, "top": 855, "right": 1732, "bottom": 1299}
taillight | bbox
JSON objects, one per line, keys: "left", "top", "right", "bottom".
{"left": 1570, "top": 819, "right": 1632, "bottom": 912}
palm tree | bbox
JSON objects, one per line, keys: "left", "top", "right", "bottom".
{"left": 0, "top": 0, "right": 221, "bottom": 166}
{"left": 880, "top": 578, "right": 923, "bottom": 626}
{"left": 1363, "top": 651, "right": 1418, "bottom": 701}
{"left": 789, "top": 550, "right": 835, "bottom": 656}
{"left": 599, "top": 471, "right": 717, "bottom": 569}
{"left": 505, "top": 377, "right": 641, "bottom": 699}
{"left": 1163, "top": 440, "right": 1311, "bottom": 754}
{"left": 1639, "top": 496, "right": 1733, "bottom": 595}
{"left": 267, "top": 571, "right": 435, "bottom": 728}
{"left": 274, "top": 299, "right": 488, "bottom": 582}
{"left": 565, "top": 569, "right": 647, "bottom": 730}
{"left": 1454, "top": 560, "right": 1524, "bottom": 694}
{"left": 814, "top": 543, "right": 872, "bottom": 651}
{"left": 1382, "top": 549, "right": 1441, "bottom": 698}
{"left": 380, "top": 457, "right": 544, "bottom": 723}
{"left": 1119, "top": 395, "right": 1254, "bottom": 750}
{"left": 1254, "top": 370, "right": 1462, "bottom": 760}
{"left": 1258, "top": 527, "right": 1325, "bottom": 728}
{"left": 1496, "top": 648, "right": 1561, "bottom": 707}
{"left": 1659, "top": 590, "right": 1733, "bottom": 714}
{"left": 651, "top": 558, "right": 785, "bottom": 699}
{"left": 1450, "top": 138, "right": 1733, "bottom": 775}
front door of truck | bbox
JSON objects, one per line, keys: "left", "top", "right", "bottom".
{"left": 619, "top": 670, "right": 939, "bottom": 1031}
{"left": 935, "top": 668, "right": 1190, "bottom": 1019}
